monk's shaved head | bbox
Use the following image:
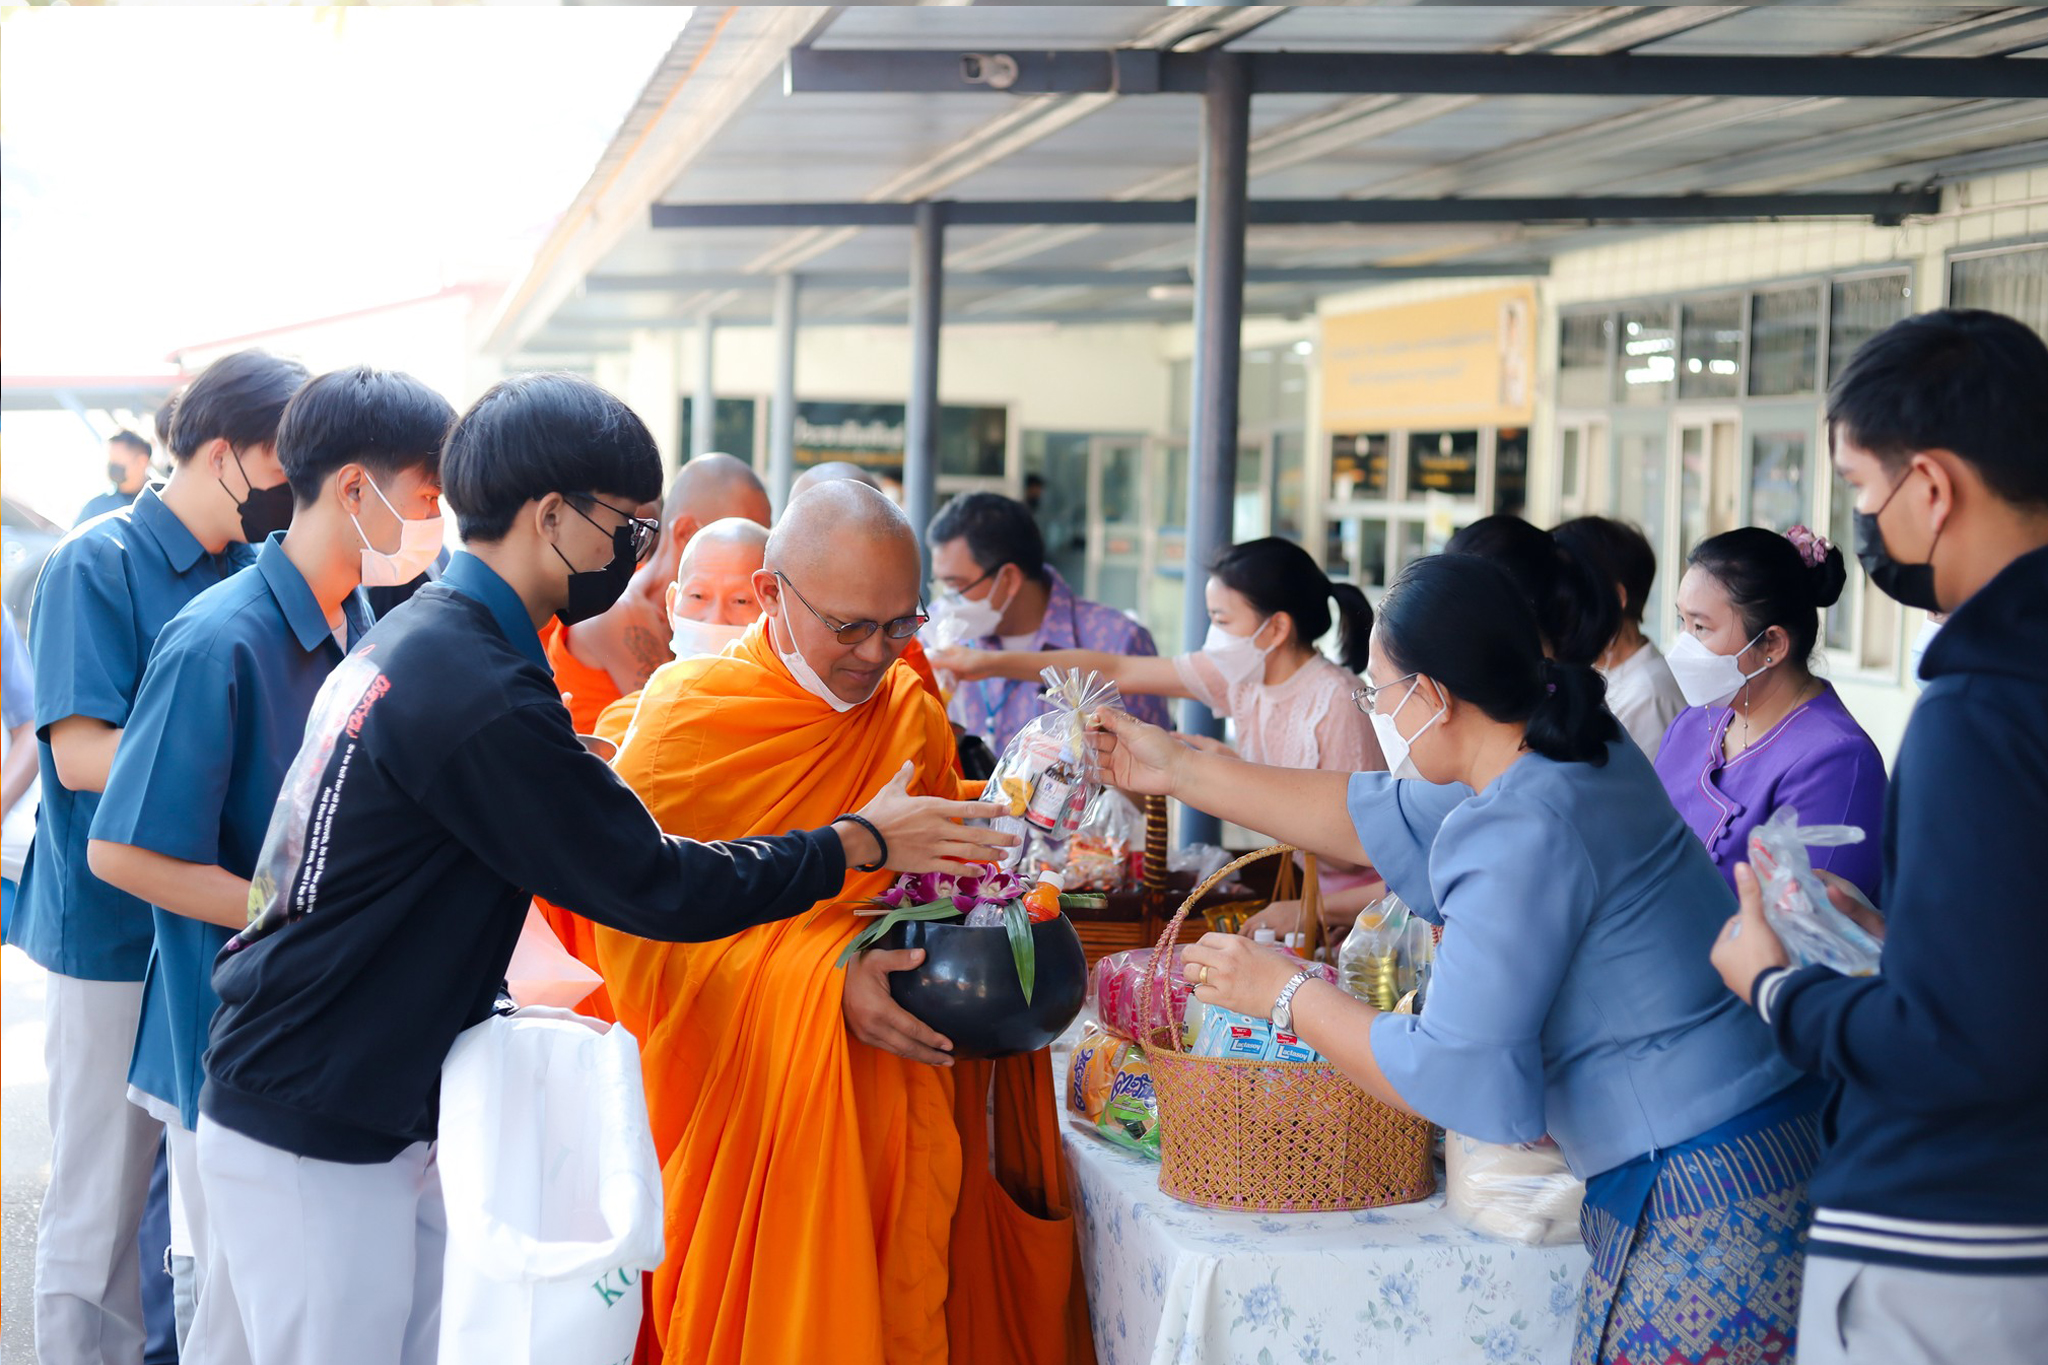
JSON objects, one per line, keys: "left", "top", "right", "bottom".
{"left": 667, "top": 452, "right": 770, "bottom": 529}
{"left": 789, "top": 460, "right": 881, "bottom": 503}
{"left": 678, "top": 516, "right": 769, "bottom": 579}
{"left": 760, "top": 481, "right": 924, "bottom": 705}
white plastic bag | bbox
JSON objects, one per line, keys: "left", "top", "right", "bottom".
{"left": 505, "top": 903, "right": 603, "bottom": 1009}
{"left": 1747, "top": 806, "right": 1883, "bottom": 976}
{"left": 1444, "top": 1133, "right": 1586, "bottom": 1246}
{"left": 436, "top": 1011, "right": 665, "bottom": 1365}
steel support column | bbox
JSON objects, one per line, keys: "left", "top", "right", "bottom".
{"left": 769, "top": 274, "right": 799, "bottom": 516}
{"left": 904, "top": 201, "right": 944, "bottom": 567}
{"left": 691, "top": 314, "right": 717, "bottom": 459}
{"left": 1179, "top": 50, "right": 1249, "bottom": 847}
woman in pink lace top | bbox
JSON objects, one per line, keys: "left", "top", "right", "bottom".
{"left": 931, "top": 538, "right": 1386, "bottom": 933}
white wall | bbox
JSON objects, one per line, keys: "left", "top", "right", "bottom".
{"left": 680, "top": 319, "right": 1176, "bottom": 449}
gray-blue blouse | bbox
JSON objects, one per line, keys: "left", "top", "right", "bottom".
{"left": 1352, "top": 737, "right": 1799, "bottom": 1179}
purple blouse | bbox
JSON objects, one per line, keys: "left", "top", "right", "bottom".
{"left": 1653, "top": 683, "right": 1888, "bottom": 904}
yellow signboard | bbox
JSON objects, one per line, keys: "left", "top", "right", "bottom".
{"left": 1321, "top": 284, "right": 1537, "bottom": 432}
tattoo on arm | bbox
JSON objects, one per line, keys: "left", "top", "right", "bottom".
{"left": 622, "top": 624, "right": 670, "bottom": 688}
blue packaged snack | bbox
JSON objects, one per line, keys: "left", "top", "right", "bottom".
{"left": 1193, "top": 1005, "right": 1324, "bottom": 1064}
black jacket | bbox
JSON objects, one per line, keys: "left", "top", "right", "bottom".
{"left": 204, "top": 563, "right": 845, "bottom": 1162}
{"left": 1760, "top": 544, "right": 2048, "bottom": 1273}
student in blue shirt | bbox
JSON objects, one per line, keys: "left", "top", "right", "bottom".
{"left": 1094, "top": 552, "right": 1821, "bottom": 1365}
{"left": 89, "top": 365, "right": 454, "bottom": 1365}
{"left": 3, "top": 604, "right": 36, "bottom": 941}
{"left": 6, "top": 348, "right": 306, "bottom": 1364}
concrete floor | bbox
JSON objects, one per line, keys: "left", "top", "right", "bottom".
{"left": 2, "top": 946, "right": 50, "bottom": 1363}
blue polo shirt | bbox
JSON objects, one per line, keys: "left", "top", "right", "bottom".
{"left": 7, "top": 486, "right": 255, "bottom": 981}
{"left": 93, "top": 535, "right": 372, "bottom": 1129}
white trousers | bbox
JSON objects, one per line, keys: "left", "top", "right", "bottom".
{"left": 196, "top": 1117, "right": 444, "bottom": 1365}
{"left": 36, "top": 973, "right": 163, "bottom": 1365}
{"left": 1799, "top": 1255, "right": 2048, "bottom": 1365}
{"left": 160, "top": 1120, "right": 251, "bottom": 1365}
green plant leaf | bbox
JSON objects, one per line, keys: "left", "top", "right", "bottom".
{"left": 1004, "top": 897, "right": 1036, "bottom": 1005}
{"left": 833, "top": 900, "right": 964, "bottom": 970}
{"left": 1056, "top": 893, "right": 1107, "bottom": 911}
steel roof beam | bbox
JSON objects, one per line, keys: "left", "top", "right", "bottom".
{"left": 586, "top": 262, "right": 1552, "bottom": 292}
{"left": 786, "top": 48, "right": 2048, "bottom": 101}
{"left": 653, "top": 190, "right": 1940, "bottom": 231}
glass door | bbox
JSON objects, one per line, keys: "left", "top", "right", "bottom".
{"left": 1086, "top": 435, "right": 1148, "bottom": 616}
{"left": 1674, "top": 411, "right": 1741, "bottom": 563}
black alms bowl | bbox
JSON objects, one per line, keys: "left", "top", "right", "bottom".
{"left": 882, "top": 916, "right": 1089, "bottom": 1059}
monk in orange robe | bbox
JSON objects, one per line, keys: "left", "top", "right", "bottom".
{"left": 593, "top": 482, "right": 1093, "bottom": 1365}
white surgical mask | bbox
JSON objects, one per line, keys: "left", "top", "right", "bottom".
{"left": 929, "top": 573, "right": 1010, "bottom": 645}
{"left": 1665, "top": 629, "right": 1769, "bottom": 709}
{"left": 772, "top": 610, "right": 865, "bottom": 713}
{"left": 1369, "top": 677, "right": 1445, "bottom": 782}
{"left": 670, "top": 614, "right": 750, "bottom": 660}
{"left": 352, "top": 477, "right": 444, "bottom": 589}
{"left": 1909, "top": 616, "right": 1941, "bottom": 685}
{"left": 1200, "top": 618, "right": 1275, "bottom": 688}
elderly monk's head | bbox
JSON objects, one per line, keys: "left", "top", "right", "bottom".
{"left": 788, "top": 460, "right": 881, "bottom": 505}
{"left": 648, "top": 452, "right": 770, "bottom": 589}
{"left": 664, "top": 517, "right": 768, "bottom": 659}
{"left": 757, "top": 481, "right": 924, "bottom": 708}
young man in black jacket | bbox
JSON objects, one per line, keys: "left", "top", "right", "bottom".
{"left": 193, "top": 373, "right": 1010, "bottom": 1364}
{"left": 1714, "top": 309, "right": 2048, "bottom": 1363}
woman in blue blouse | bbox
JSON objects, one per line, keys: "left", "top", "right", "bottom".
{"left": 1093, "top": 553, "right": 1820, "bottom": 1365}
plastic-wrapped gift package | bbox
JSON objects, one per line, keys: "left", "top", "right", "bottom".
{"left": 1019, "top": 786, "right": 1146, "bottom": 892}
{"left": 1444, "top": 1133, "right": 1586, "bottom": 1247}
{"left": 982, "top": 669, "right": 1124, "bottom": 865}
{"left": 1091, "top": 946, "right": 1194, "bottom": 1044}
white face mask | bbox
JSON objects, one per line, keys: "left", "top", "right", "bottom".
{"left": 1368, "top": 676, "right": 1445, "bottom": 782}
{"left": 352, "top": 476, "right": 444, "bottom": 589}
{"left": 1909, "top": 617, "right": 1941, "bottom": 684}
{"left": 1201, "top": 618, "right": 1274, "bottom": 688}
{"left": 1665, "top": 629, "right": 1769, "bottom": 709}
{"left": 929, "top": 571, "right": 1010, "bottom": 645}
{"left": 771, "top": 608, "right": 867, "bottom": 713}
{"left": 670, "top": 614, "right": 750, "bottom": 660}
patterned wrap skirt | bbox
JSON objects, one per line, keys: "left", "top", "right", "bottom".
{"left": 1572, "top": 1081, "right": 1825, "bottom": 1365}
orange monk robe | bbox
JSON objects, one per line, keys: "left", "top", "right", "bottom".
{"left": 541, "top": 618, "right": 623, "bottom": 736}
{"left": 592, "top": 623, "right": 1092, "bottom": 1365}
{"left": 541, "top": 645, "right": 944, "bottom": 1028}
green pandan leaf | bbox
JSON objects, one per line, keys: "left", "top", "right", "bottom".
{"left": 1004, "top": 897, "right": 1036, "bottom": 1005}
{"left": 1056, "top": 893, "right": 1107, "bottom": 911}
{"left": 833, "top": 900, "right": 964, "bottom": 971}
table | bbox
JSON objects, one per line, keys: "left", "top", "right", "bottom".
{"left": 1063, "top": 1123, "right": 1590, "bottom": 1365}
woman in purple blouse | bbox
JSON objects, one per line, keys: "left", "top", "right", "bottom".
{"left": 1654, "top": 526, "right": 1888, "bottom": 903}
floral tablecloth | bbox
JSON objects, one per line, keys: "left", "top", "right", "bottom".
{"left": 1064, "top": 1123, "right": 1590, "bottom": 1365}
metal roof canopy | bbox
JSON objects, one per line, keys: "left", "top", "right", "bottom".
{"left": 785, "top": 48, "right": 2048, "bottom": 101}
{"left": 650, "top": 190, "right": 1941, "bottom": 230}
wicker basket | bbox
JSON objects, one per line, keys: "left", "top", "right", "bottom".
{"left": 1143, "top": 846, "right": 1436, "bottom": 1214}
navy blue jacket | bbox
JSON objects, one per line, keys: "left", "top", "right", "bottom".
{"left": 1758, "top": 544, "right": 2048, "bottom": 1273}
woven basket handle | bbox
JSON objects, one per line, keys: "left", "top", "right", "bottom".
{"left": 1143, "top": 844, "right": 1299, "bottom": 1055}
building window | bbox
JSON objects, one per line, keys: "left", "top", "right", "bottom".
{"left": 1679, "top": 294, "right": 1745, "bottom": 400}
{"left": 1749, "top": 427, "right": 1812, "bottom": 534}
{"left": 1329, "top": 433, "right": 1391, "bottom": 501}
{"left": 1558, "top": 313, "right": 1613, "bottom": 407}
{"left": 1949, "top": 243, "right": 2048, "bottom": 338}
{"left": 1828, "top": 271, "right": 1912, "bottom": 384}
{"left": 1748, "top": 285, "right": 1822, "bottom": 397}
{"left": 1406, "top": 430, "right": 1481, "bottom": 501}
{"left": 1615, "top": 307, "right": 1676, "bottom": 405}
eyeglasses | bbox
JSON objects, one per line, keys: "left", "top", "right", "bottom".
{"left": 776, "top": 571, "right": 927, "bottom": 645}
{"left": 566, "top": 494, "right": 660, "bottom": 564}
{"left": 934, "top": 566, "right": 997, "bottom": 599}
{"left": 1351, "top": 671, "right": 1419, "bottom": 716}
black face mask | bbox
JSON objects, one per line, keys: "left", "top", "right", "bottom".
{"left": 1852, "top": 469, "right": 1944, "bottom": 614}
{"left": 107, "top": 461, "right": 130, "bottom": 487}
{"left": 552, "top": 518, "right": 637, "bottom": 627}
{"left": 223, "top": 447, "right": 294, "bottom": 543}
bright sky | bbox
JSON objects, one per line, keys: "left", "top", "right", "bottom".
{"left": 1, "top": 3, "right": 693, "bottom": 375}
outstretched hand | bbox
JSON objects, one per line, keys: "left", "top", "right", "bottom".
{"left": 1084, "top": 708, "right": 1190, "bottom": 798}
{"left": 926, "top": 646, "right": 998, "bottom": 682}
{"left": 850, "top": 761, "right": 1020, "bottom": 873}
